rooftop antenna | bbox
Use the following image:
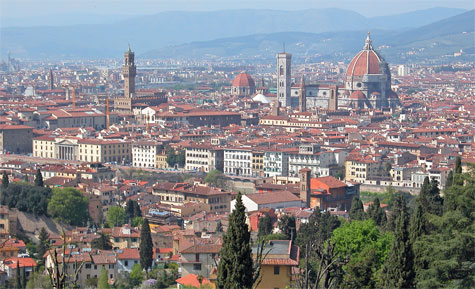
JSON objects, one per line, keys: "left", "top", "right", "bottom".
{"left": 283, "top": 42, "right": 285, "bottom": 53}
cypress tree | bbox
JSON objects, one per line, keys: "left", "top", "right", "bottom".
{"left": 139, "top": 218, "right": 153, "bottom": 278}
{"left": 349, "top": 196, "right": 366, "bottom": 221}
{"left": 367, "top": 197, "right": 387, "bottom": 226}
{"left": 217, "top": 192, "right": 254, "bottom": 289}
{"left": 445, "top": 170, "right": 453, "bottom": 188}
{"left": 454, "top": 156, "right": 463, "bottom": 186}
{"left": 428, "top": 178, "right": 443, "bottom": 216}
{"left": 454, "top": 156, "right": 462, "bottom": 174}
{"left": 22, "top": 266, "right": 26, "bottom": 289}
{"left": 34, "top": 169, "right": 43, "bottom": 187}
{"left": 2, "top": 170, "right": 9, "bottom": 190}
{"left": 16, "top": 261, "right": 21, "bottom": 289}
{"left": 381, "top": 194, "right": 414, "bottom": 288}
{"left": 409, "top": 200, "right": 426, "bottom": 242}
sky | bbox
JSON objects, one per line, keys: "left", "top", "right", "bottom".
{"left": 1, "top": 0, "right": 473, "bottom": 19}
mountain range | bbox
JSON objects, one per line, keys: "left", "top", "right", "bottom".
{"left": 0, "top": 7, "right": 471, "bottom": 61}
{"left": 143, "top": 10, "right": 475, "bottom": 63}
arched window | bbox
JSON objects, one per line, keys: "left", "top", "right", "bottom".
{"left": 279, "top": 65, "right": 284, "bottom": 76}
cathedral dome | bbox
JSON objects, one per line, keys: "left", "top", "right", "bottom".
{"left": 346, "top": 32, "right": 385, "bottom": 78}
{"left": 232, "top": 72, "right": 255, "bottom": 88}
{"left": 349, "top": 90, "right": 365, "bottom": 99}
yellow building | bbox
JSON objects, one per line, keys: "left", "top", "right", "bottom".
{"left": 345, "top": 158, "right": 381, "bottom": 183}
{"left": 33, "top": 136, "right": 55, "bottom": 158}
{"left": 156, "top": 152, "right": 169, "bottom": 169}
{"left": 252, "top": 150, "right": 264, "bottom": 177}
{"left": 78, "top": 139, "right": 131, "bottom": 163}
{"left": 108, "top": 226, "right": 140, "bottom": 249}
{"left": 252, "top": 240, "right": 299, "bottom": 289}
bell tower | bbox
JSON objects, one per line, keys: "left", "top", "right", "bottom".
{"left": 123, "top": 45, "right": 136, "bottom": 98}
{"left": 276, "top": 51, "right": 291, "bottom": 107}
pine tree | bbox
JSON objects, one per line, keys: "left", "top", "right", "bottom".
{"left": 139, "top": 218, "right": 153, "bottom": 278}
{"left": 217, "top": 192, "right": 254, "bottom": 289}
{"left": 381, "top": 194, "right": 414, "bottom": 288}
{"left": 349, "top": 196, "right": 366, "bottom": 221}
{"left": 428, "top": 178, "right": 443, "bottom": 216}
{"left": 367, "top": 197, "right": 387, "bottom": 226}
{"left": 34, "top": 169, "right": 43, "bottom": 187}
{"left": 2, "top": 170, "right": 9, "bottom": 190}
{"left": 37, "top": 227, "right": 50, "bottom": 262}
{"left": 16, "top": 261, "right": 21, "bottom": 289}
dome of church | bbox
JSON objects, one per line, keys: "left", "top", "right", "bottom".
{"left": 232, "top": 72, "right": 255, "bottom": 88}
{"left": 252, "top": 93, "right": 271, "bottom": 104}
{"left": 346, "top": 32, "right": 385, "bottom": 78}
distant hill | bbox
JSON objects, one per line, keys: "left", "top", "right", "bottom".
{"left": 143, "top": 10, "right": 475, "bottom": 64}
{"left": 0, "top": 7, "right": 467, "bottom": 59}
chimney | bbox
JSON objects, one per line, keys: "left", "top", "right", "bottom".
{"left": 299, "top": 168, "right": 311, "bottom": 208}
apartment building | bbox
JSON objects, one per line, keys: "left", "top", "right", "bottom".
{"left": 152, "top": 182, "right": 233, "bottom": 214}
{"left": 132, "top": 140, "right": 163, "bottom": 168}
{"left": 345, "top": 157, "right": 381, "bottom": 183}
{"left": 185, "top": 145, "right": 223, "bottom": 173}
{"left": 263, "top": 148, "right": 292, "bottom": 178}
{"left": 223, "top": 147, "right": 253, "bottom": 177}
{"left": 78, "top": 139, "right": 131, "bottom": 164}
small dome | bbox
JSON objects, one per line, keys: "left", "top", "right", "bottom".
{"left": 232, "top": 73, "right": 255, "bottom": 88}
{"left": 252, "top": 93, "right": 271, "bottom": 104}
{"left": 350, "top": 90, "right": 366, "bottom": 99}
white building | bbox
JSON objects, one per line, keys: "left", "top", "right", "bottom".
{"left": 231, "top": 191, "right": 302, "bottom": 212}
{"left": 223, "top": 147, "right": 253, "bottom": 177}
{"left": 263, "top": 149, "right": 289, "bottom": 178}
{"left": 132, "top": 140, "right": 162, "bottom": 168}
{"left": 185, "top": 145, "right": 223, "bottom": 173}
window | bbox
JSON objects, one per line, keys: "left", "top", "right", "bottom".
{"left": 274, "top": 266, "right": 280, "bottom": 275}
{"left": 193, "top": 264, "right": 202, "bottom": 271}
{"left": 85, "top": 263, "right": 91, "bottom": 269}
{"left": 124, "top": 261, "right": 128, "bottom": 266}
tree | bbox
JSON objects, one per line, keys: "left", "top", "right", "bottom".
{"left": 2, "top": 170, "right": 9, "bottom": 190}
{"left": 445, "top": 170, "right": 453, "bottom": 188}
{"left": 129, "top": 264, "right": 145, "bottom": 287}
{"left": 367, "top": 198, "right": 387, "bottom": 226}
{"left": 332, "top": 219, "right": 393, "bottom": 288}
{"left": 384, "top": 161, "right": 392, "bottom": 177}
{"left": 349, "top": 196, "right": 366, "bottom": 221}
{"left": 131, "top": 216, "right": 143, "bottom": 228}
{"left": 1, "top": 183, "right": 52, "bottom": 216}
{"left": 34, "top": 169, "right": 44, "bottom": 187}
{"left": 106, "top": 206, "right": 127, "bottom": 227}
{"left": 139, "top": 218, "right": 153, "bottom": 278}
{"left": 98, "top": 267, "right": 110, "bottom": 289}
{"left": 125, "top": 200, "right": 141, "bottom": 221}
{"left": 217, "top": 192, "right": 255, "bottom": 288}
{"left": 47, "top": 187, "right": 89, "bottom": 226}
{"left": 453, "top": 156, "right": 463, "bottom": 186}
{"left": 176, "top": 150, "right": 186, "bottom": 167}
{"left": 381, "top": 194, "right": 414, "bottom": 288}
{"left": 166, "top": 147, "right": 176, "bottom": 167}
{"left": 37, "top": 227, "right": 50, "bottom": 261}
{"left": 296, "top": 210, "right": 341, "bottom": 249}
{"left": 412, "top": 171, "right": 474, "bottom": 288}
{"left": 91, "top": 232, "right": 112, "bottom": 250}
{"left": 257, "top": 213, "right": 273, "bottom": 237}
{"left": 16, "top": 261, "right": 22, "bottom": 289}
{"left": 22, "top": 266, "right": 27, "bottom": 289}
{"left": 278, "top": 214, "right": 296, "bottom": 241}
{"left": 204, "top": 170, "right": 224, "bottom": 187}
{"left": 216, "top": 220, "right": 223, "bottom": 233}
{"left": 409, "top": 200, "right": 426, "bottom": 242}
